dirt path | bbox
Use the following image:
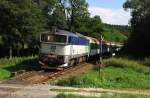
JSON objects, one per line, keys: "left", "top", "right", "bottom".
{"left": 0, "top": 84, "right": 150, "bottom": 98}
{"left": 2, "top": 63, "right": 93, "bottom": 85}
{"left": 0, "top": 63, "right": 94, "bottom": 98}
{"left": 50, "top": 86, "right": 150, "bottom": 97}
{"left": 0, "top": 84, "right": 57, "bottom": 98}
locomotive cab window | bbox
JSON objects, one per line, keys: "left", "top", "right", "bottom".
{"left": 41, "top": 34, "right": 67, "bottom": 43}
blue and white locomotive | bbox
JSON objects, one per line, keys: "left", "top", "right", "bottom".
{"left": 39, "top": 29, "right": 123, "bottom": 69}
{"left": 39, "top": 30, "right": 89, "bottom": 69}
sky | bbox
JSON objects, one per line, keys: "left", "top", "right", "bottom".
{"left": 87, "top": 0, "right": 131, "bottom": 25}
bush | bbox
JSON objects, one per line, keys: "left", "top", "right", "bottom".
{"left": 103, "top": 57, "right": 150, "bottom": 74}
{"left": 144, "top": 57, "right": 150, "bottom": 67}
{"left": 0, "top": 68, "right": 11, "bottom": 80}
{"left": 0, "top": 56, "right": 40, "bottom": 73}
{"left": 55, "top": 94, "right": 94, "bottom": 98}
{"left": 0, "top": 56, "right": 37, "bottom": 68}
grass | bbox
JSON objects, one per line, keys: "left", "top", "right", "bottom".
{"left": 104, "top": 57, "right": 150, "bottom": 74}
{"left": 55, "top": 94, "right": 94, "bottom": 98}
{"left": 55, "top": 57, "right": 150, "bottom": 89}
{"left": 143, "top": 57, "right": 150, "bottom": 67}
{"left": 0, "top": 56, "right": 37, "bottom": 68}
{"left": 0, "top": 68, "right": 11, "bottom": 80}
{"left": 0, "top": 56, "right": 40, "bottom": 80}
{"left": 55, "top": 93, "right": 150, "bottom": 98}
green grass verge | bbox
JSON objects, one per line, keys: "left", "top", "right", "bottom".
{"left": 0, "top": 68, "right": 11, "bottom": 80}
{"left": 55, "top": 94, "right": 94, "bottom": 98}
{"left": 0, "top": 56, "right": 37, "bottom": 67}
{"left": 0, "top": 56, "right": 40, "bottom": 80}
{"left": 55, "top": 93, "right": 150, "bottom": 98}
{"left": 55, "top": 58, "right": 150, "bottom": 89}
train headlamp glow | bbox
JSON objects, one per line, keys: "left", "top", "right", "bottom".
{"left": 60, "top": 63, "right": 68, "bottom": 67}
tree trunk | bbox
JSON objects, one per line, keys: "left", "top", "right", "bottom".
{"left": 9, "top": 46, "right": 12, "bottom": 59}
{"left": 17, "top": 47, "right": 20, "bottom": 56}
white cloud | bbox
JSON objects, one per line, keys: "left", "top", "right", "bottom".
{"left": 89, "top": 7, "right": 131, "bottom": 25}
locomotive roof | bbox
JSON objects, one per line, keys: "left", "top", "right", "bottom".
{"left": 56, "top": 30, "right": 86, "bottom": 38}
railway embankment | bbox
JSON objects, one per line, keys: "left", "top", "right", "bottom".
{"left": 0, "top": 56, "right": 150, "bottom": 98}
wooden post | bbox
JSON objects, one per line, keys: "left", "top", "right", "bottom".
{"left": 99, "top": 57, "right": 104, "bottom": 80}
{"left": 99, "top": 35, "right": 104, "bottom": 80}
{"left": 9, "top": 46, "right": 12, "bottom": 59}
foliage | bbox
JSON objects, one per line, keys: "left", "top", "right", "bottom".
{"left": 0, "top": 56, "right": 41, "bottom": 80}
{"left": 104, "top": 57, "right": 150, "bottom": 74}
{"left": 101, "top": 94, "right": 150, "bottom": 98}
{"left": 76, "top": 16, "right": 103, "bottom": 37}
{"left": 0, "top": 68, "right": 11, "bottom": 80}
{"left": 104, "top": 24, "right": 131, "bottom": 37}
{"left": 67, "top": 0, "right": 89, "bottom": 31}
{"left": 123, "top": 0, "right": 150, "bottom": 55}
{"left": 0, "top": 0, "right": 130, "bottom": 57}
{"left": 143, "top": 57, "right": 150, "bottom": 67}
{"left": 0, "top": 56, "right": 37, "bottom": 67}
{"left": 0, "top": 56, "right": 40, "bottom": 72}
{"left": 103, "top": 26, "right": 128, "bottom": 42}
{"left": 0, "top": 0, "right": 46, "bottom": 57}
{"left": 55, "top": 93, "right": 150, "bottom": 98}
{"left": 55, "top": 57, "right": 150, "bottom": 89}
{"left": 55, "top": 94, "right": 94, "bottom": 98}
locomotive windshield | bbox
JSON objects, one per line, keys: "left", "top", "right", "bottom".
{"left": 41, "top": 34, "right": 67, "bottom": 43}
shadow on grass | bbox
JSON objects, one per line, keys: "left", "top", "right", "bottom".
{"left": 3, "top": 58, "right": 41, "bottom": 73}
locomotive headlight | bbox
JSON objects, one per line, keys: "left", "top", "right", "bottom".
{"left": 50, "top": 46, "right": 56, "bottom": 52}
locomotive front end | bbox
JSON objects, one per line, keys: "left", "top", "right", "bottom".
{"left": 39, "top": 31, "right": 69, "bottom": 69}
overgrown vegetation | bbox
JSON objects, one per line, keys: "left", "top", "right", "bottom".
{"left": 0, "top": 0, "right": 130, "bottom": 58}
{"left": 103, "top": 26, "right": 128, "bottom": 42}
{"left": 55, "top": 94, "right": 94, "bottom": 98}
{"left": 0, "top": 56, "right": 37, "bottom": 67}
{"left": 0, "top": 68, "right": 11, "bottom": 80}
{"left": 123, "top": 0, "right": 150, "bottom": 56}
{"left": 55, "top": 57, "right": 150, "bottom": 89}
{"left": 0, "top": 56, "right": 40, "bottom": 80}
{"left": 55, "top": 93, "right": 150, "bottom": 98}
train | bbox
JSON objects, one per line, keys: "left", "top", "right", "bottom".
{"left": 39, "top": 29, "right": 123, "bottom": 69}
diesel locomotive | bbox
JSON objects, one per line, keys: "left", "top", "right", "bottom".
{"left": 39, "top": 30, "right": 122, "bottom": 69}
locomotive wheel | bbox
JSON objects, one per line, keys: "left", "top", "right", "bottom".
{"left": 79, "top": 57, "right": 83, "bottom": 63}
{"left": 69, "top": 59, "right": 75, "bottom": 66}
{"left": 75, "top": 58, "right": 79, "bottom": 65}
{"left": 83, "top": 56, "right": 86, "bottom": 62}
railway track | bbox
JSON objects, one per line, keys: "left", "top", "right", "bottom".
{"left": 2, "top": 63, "right": 93, "bottom": 85}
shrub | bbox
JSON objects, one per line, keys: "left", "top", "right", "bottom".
{"left": 103, "top": 57, "right": 150, "bottom": 74}
{"left": 0, "top": 68, "right": 11, "bottom": 80}
{"left": 144, "top": 57, "right": 150, "bottom": 67}
{"left": 0, "top": 56, "right": 37, "bottom": 68}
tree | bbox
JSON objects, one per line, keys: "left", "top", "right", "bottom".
{"left": 47, "top": 0, "right": 68, "bottom": 30}
{"left": 123, "top": 0, "right": 150, "bottom": 56}
{"left": 66, "top": 0, "right": 89, "bottom": 31}
{"left": 76, "top": 16, "right": 103, "bottom": 38}
{"left": 0, "top": 0, "right": 46, "bottom": 57}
